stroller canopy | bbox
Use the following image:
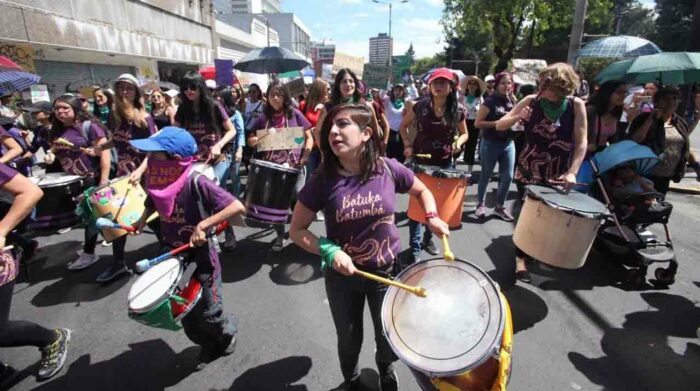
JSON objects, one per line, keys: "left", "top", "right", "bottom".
{"left": 592, "top": 140, "right": 660, "bottom": 177}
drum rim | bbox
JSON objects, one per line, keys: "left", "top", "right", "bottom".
{"left": 381, "top": 258, "right": 505, "bottom": 377}
{"left": 525, "top": 184, "right": 609, "bottom": 218}
{"left": 128, "top": 258, "right": 182, "bottom": 313}
{"left": 410, "top": 164, "right": 470, "bottom": 179}
{"left": 250, "top": 158, "right": 300, "bottom": 174}
{"left": 30, "top": 174, "right": 83, "bottom": 187}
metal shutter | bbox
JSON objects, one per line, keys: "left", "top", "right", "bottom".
{"left": 34, "top": 60, "right": 134, "bottom": 97}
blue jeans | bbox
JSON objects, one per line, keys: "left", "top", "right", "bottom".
{"left": 477, "top": 139, "right": 515, "bottom": 206}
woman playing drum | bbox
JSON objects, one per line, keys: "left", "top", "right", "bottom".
{"left": 494, "top": 63, "right": 588, "bottom": 283}
{"left": 47, "top": 95, "right": 112, "bottom": 272}
{"left": 248, "top": 83, "right": 313, "bottom": 252}
{"left": 400, "top": 68, "right": 468, "bottom": 265}
{"left": 290, "top": 104, "right": 449, "bottom": 391}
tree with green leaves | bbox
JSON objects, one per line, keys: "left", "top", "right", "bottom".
{"left": 652, "top": 0, "right": 694, "bottom": 51}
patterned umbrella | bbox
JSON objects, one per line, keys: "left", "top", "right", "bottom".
{"left": 0, "top": 70, "right": 41, "bottom": 94}
{"left": 578, "top": 35, "right": 662, "bottom": 59}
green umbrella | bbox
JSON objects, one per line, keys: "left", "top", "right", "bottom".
{"left": 596, "top": 52, "right": 700, "bottom": 85}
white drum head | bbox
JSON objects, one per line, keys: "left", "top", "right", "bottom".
{"left": 127, "top": 258, "right": 181, "bottom": 313}
{"left": 381, "top": 258, "right": 504, "bottom": 377}
{"left": 30, "top": 173, "right": 82, "bottom": 187}
{"left": 191, "top": 163, "right": 218, "bottom": 184}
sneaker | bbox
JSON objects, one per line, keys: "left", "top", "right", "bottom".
{"left": 57, "top": 227, "right": 72, "bottom": 234}
{"left": 95, "top": 262, "right": 131, "bottom": 283}
{"left": 475, "top": 203, "right": 487, "bottom": 219}
{"left": 219, "top": 335, "right": 237, "bottom": 357}
{"left": 493, "top": 206, "right": 514, "bottom": 222}
{"left": 271, "top": 236, "right": 285, "bottom": 252}
{"left": 101, "top": 240, "right": 112, "bottom": 247}
{"left": 37, "top": 328, "right": 71, "bottom": 381}
{"left": 422, "top": 239, "right": 439, "bottom": 256}
{"left": 222, "top": 236, "right": 236, "bottom": 252}
{"left": 316, "top": 211, "right": 325, "bottom": 221}
{"left": 67, "top": 252, "right": 100, "bottom": 271}
{"left": 378, "top": 368, "right": 399, "bottom": 391}
{"left": 0, "top": 362, "right": 20, "bottom": 389}
{"left": 331, "top": 378, "right": 361, "bottom": 391}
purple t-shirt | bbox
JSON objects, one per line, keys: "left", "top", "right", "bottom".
{"left": 146, "top": 174, "right": 235, "bottom": 274}
{"left": 297, "top": 158, "right": 414, "bottom": 269}
{"left": 0, "top": 163, "right": 19, "bottom": 286}
{"left": 250, "top": 108, "right": 311, "bottom": 165}
{"left": 412, "top": 98, "right": 466, "bottom": 166}
{"left": 180, "top": 105, "right": 230, "bottom": 161}
{"left": 51, "top": 121, "right": 106, "bottom": 177}
{"left": 112, "top": 116, "right": 157, "bottom": 176}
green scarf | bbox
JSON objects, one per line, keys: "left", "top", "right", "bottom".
{"left": 340, "top": 96, "right": 356, "bottom": 104}
{"left": 466, "top": 95, "right": 477, "bottom": 105}
{"left": 391, "top": 98, "right": 405, "bottom": 110}
{"left": 539, "top": 98, "right": 568, "bottom": 122}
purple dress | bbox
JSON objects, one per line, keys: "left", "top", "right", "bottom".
{"left": 112, "top": 116, "right": 157, "bottom": 176}
{"left": 516, "top": 98, "right": 576, "bottom": 184}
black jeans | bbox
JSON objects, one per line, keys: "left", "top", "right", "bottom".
{"left": 324, "top": 266, "right": 397, "bottom": 382}
{"left": 0, "top": 280, "right": 55, "bottom": 348}
{"left": 463, "top": 119, "right": 480, "bottom": 165}
{"left": 0, "top": 202, "right": 32, "bottom": 253}
{"left": 386, "top": 131, "right": 405, "bottom": 163}
{"left": 84, "top": 219, "right": 161, "bottom": 265}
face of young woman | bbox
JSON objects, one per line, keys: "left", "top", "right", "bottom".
{"left": 54, "top": 102, "right": 75, "bottom": 125}
{"left": 183, "top": 84, "right": 201, "bottom": 102}
{"left": 268, "top": 90, "right": 284, "bottom": 112}
{"left": 496, "top": 77, "right": 512, "bottom": 95}
{"left": 248, "top": 88, "right": 260, "bottom": 101}
{"left": 340, "top": 74, "right": 355, "bottom": 98}
{"left": 151, "top": 92, "right": 163, "bottom": 105}
{"left": 609, "top": 85, "right": 627, "bottom": 107}
{"left": 117, "top": 82, "right": 137, "bottom": 101}
{"left": 466, "top": 80, "right": 478, "bottom": 94}
{"left": 392, "top": 86, "right": 405, "bottom": 99}
{"left": 429, "top": 78, "right": 452, "bottom": 98}
{"left": 322, "top": 85, "right": 331, "bottom": 102}
{"left": 94, "top": 90, "right": 107, "bottom": 106}
{"left": 328, "top": 110, "right": 371, "bottom": 157}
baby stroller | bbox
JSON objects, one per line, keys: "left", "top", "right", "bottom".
{"left": 587, "top": 141, "right": 677, "bottom": 287}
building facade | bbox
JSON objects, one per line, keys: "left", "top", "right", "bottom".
{"left": 369, "top": 33, "right": 392, "bottom": 66}
{"left": 0, "top": 0, "right": 216, "bottom": 96}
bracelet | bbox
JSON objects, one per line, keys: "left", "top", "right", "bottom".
{"left": 425, "top": 211, "right": 438, "bottom": 220}
{"left": 319, "top": 237, "right": 342, "bottom": 270}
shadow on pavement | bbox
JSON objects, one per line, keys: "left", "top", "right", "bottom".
{"left": 502, "top": 285, "right": 548, "bottom": 334}
{"left": 568, "top": 292, "right": 700, "bottom": 391}
{"left": 18, "top": 240, "right": 82, "bottom": 285}
{"left": 227, "top": 355, "right": 312, "bottom": 390}
{"left": 31, "top": 339, "right": 198, "bottom": 390}
{"left": 484, "top": 235, "right": 517, "bottom": 287}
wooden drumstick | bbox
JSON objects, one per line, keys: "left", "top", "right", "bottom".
{"left": 55, "top": 137, "right": 75, "bottom": 147}
{"left": 354, "top": 270, "right": 427, "bottom": 297}
{"left": 441, "top": 235, "right": 455, "bottom": 261}
{"left": 414, "top": 153, "right": 432, "bottom": 159}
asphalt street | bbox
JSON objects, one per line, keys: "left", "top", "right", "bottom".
{"left": 2, "top": 162, "right": 700, "bottom": 391}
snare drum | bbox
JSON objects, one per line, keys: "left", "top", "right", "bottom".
{"left": 28, "top": 173, "right": 84, "bottom": 230}
{"left": 87, "top": 176, "right": 156, "bottom": 242}
{"left": 382, "top": 258, "right": 512, "bottom": 390}
{"left": 513, "top": 185, "right": 608, "bottom": 269}
{"left": 407, "top": 164, "right": 469, "bottom": 229}
{"left": 244, "top": 159, "right": 300, "bottom": 224}
{"left": 127, "top": 258, "right": 202, "bottom": 331}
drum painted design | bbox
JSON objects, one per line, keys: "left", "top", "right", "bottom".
{"left": 127, "top": 258, "right": 202, "bottom": 330}
{"left": 382, "top": 258, "right": 512, "bottom": 390}
{"left": 407, "top": 164, "right": 469, "bottom": 229}
{"left": 28, "top": 173, "right": 83, "bottom": 230}
{"left": 244, "top": 159, "right": 299, "bottom": 224}
{"left": 88, "top": 176, "right": 157, "bottom": 242}
{"left": 513, "top": 185, "right": 608, "bottom": 269}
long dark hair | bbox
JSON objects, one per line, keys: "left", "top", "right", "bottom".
{"left": 219, "top": 86, "right": 240, "bottom": 117}
{"left": 331, "top": 68, "right": 361, "bottom": 105}
{"left": 390, "top": 84, "right": 405, "bottom": 104}
{"left": 591, "top": 80, "right": 625, "bottom": 119}
{"left": 318, "top": 104, "right": 379, "bottom": 183}
{"left": 429, "top": 78, "right": 461, "bottom": 132}
{"left": 263, "top": 83, "right": 294, "bottom": 120}
{"left": 92, "top": 87, "right": 114, "bottom": 119}
{"left": 50, "top": 94, "right": 106, "bottom": 139}
{"left": 175, "top": 71, "right": 223, "bottom": 135}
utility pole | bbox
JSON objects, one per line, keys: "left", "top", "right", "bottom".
{"left": 567, "top": 0, "right": 588, "bottom": 66}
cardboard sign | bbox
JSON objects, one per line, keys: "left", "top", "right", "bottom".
{"left": 30, "top": 85, "right": 50, "bottom": 103}
{"left": 256, "top": 126, "right": 305, "bottom": 152}
{"left": 215, "top": 59, "right": 235, "bottom": 87}
{"left": 363, "top": 64, "right": 391, "bottom": 89}
{"left": 332, "top": 52, "right": 364, "bottom": 80}
{"left": 511, "top": 59, "right": 547, "bottom": 85}
{"left": 283, "top": 78, "right": 306, "bottom": 98}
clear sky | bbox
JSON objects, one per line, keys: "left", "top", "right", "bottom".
{"left": 280, "top": 0, "right": 657, "bottom": 61}
{"left": 281, "top": 0, "right": 445, "bottom": 60}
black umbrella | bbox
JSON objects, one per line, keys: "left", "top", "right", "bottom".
{"left": 234, "top": 46, "right": 309, "bottom": 74}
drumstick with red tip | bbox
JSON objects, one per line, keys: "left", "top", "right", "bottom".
{"left": 95, "top": 217, "right": 136, "bottom": 232}
{"left": 134, "top": 220, "right": 230, "bottom": 273}
{"left": 354, "top": 270, "right": 427, "bottom": 297}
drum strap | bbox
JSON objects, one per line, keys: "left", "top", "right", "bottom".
{"left": 191, "top": 174, "right": 222, "bottom": 254}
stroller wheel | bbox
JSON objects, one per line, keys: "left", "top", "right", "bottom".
{"left": 626, "top": 268, "right": 646, "bottom": 287}
{"left": 653, "top": 267, "right": 676, "bottom": 286}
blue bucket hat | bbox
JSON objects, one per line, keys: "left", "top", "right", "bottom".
{"left": 129, "top": 126, "right": 197, "bottom": 158}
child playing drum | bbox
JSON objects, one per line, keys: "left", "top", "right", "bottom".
{"left": 130, "top": 127, "right": 244, "bottom": 371}
{"left": 290, "top": 104, "right": 450, "bottom": 390}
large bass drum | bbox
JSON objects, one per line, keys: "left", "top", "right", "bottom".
{"left": 381, "top": 257, "right": 513, "bottom": 390}
{"left": 244, "top": 159, "right": 299, "bottom": 224}
{"left": 407, "top": 163, "right": 469, "bottom": 229}
{"left": 28, "top": 173, "right": 84, "bottom": 231}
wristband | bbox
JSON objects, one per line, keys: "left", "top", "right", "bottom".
{"left": 319, "top": 237, "right": 342, "bottom": 270}
{"left": 425, "top": 211, "right": 438, "bottom": 220}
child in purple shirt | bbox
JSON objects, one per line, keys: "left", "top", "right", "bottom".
{"left": 290, "top": 104, "right": 449, "bottom": 390}
{"left": 130, "top": 127, "right": 244, "bottom": 371}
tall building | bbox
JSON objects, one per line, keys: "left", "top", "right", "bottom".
{"left": 213, "top": 0, "right": 281, "bottom": 13}
{"left": 369, "top": 33, "right": 393, "bottom": 66}
{"left": 311, "top": 40, "right": 335, "bottom": 77}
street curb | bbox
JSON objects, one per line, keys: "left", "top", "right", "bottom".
{"left": 669, "top": 174, "right": 700, "bottom": 195}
